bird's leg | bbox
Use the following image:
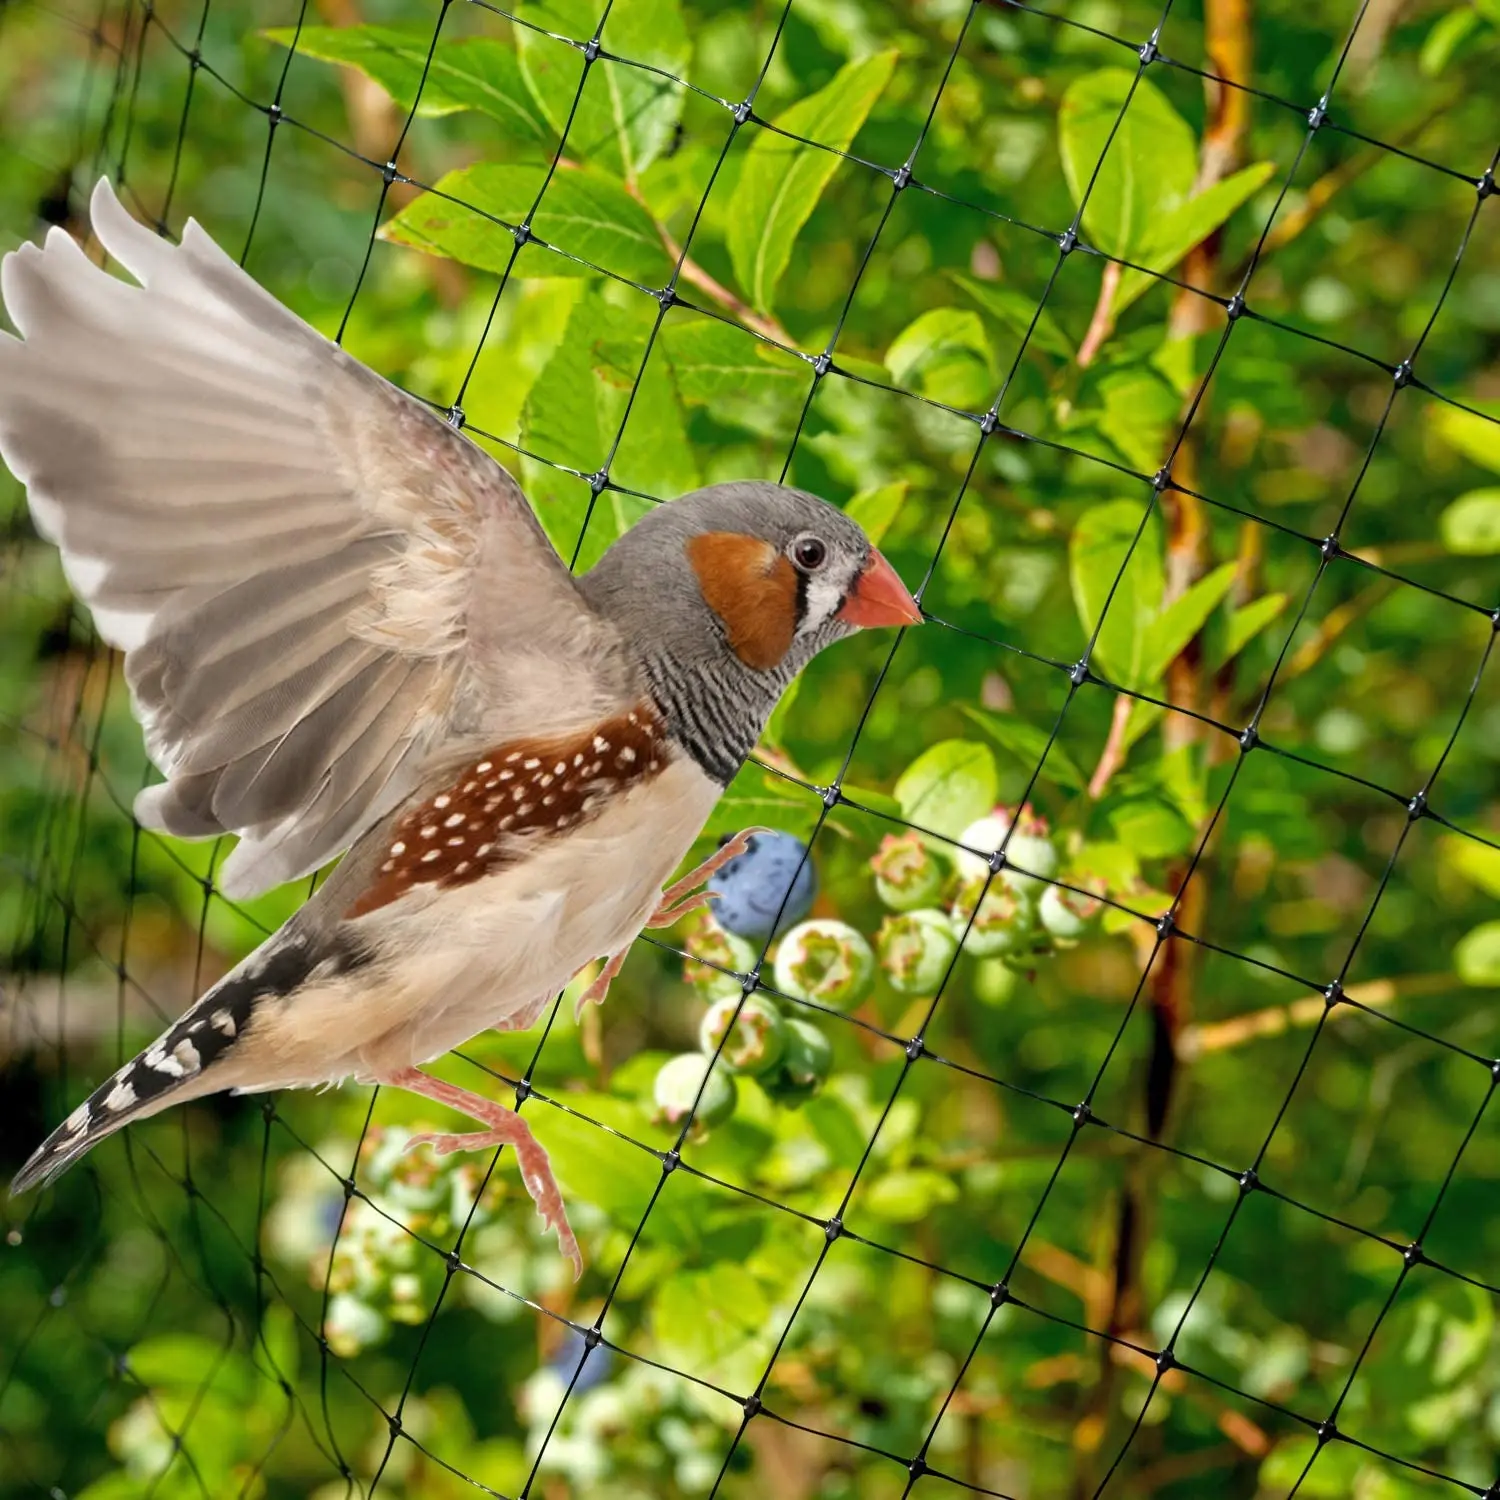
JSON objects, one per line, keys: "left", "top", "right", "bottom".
{"left": 573, "top": 948, "right": 627, "bottom": 1020}
{"left": 651, "top": 826, "right": 771, "bottom": 923}
{"left": 384, "top": 1066, "right": 581, "bottom": 1278}
{"left": 573, "top": 829, "right": 775, "bottom": 1017}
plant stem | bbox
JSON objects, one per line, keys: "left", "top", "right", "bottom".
{"left": 1075, "top": 259, "right": 1121, "bottom": 368}
{"left": 622, "top": 176, "right": 793, "bottom": 345}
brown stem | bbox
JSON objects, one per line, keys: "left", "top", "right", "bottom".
{"left": 1076, "top": 2, "right": 1252, "bottom": 1490}
{"left": 1075, "top": 260, "right": 1121, "bottom": 368}
{"left": 622, "top": 177, "right": 793, "bottom": 345}
{"left": 1086, "top": 694, "right": 1134, "bottom": 799}
{"left": 1180, "top": 973, "right": 1452, "bottom": 1056}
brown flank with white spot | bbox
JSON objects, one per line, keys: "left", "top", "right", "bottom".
{"left": 345, "top": 705, "right": 667, "bottom": 919}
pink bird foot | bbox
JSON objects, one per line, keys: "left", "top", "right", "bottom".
{"left": 384, "top": 1067, "right": 581, "bottom": 1278}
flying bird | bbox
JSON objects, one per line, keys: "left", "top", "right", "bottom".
{"left": 0, "top": 178, "right": 921, "bottom": 1270}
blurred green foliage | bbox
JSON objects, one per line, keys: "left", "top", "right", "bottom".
{"left": 3, "top": 0, "right": 1500, "bottom": 1496}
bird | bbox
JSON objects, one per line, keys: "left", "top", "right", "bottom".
{"left": 0, "top": 177, "right": 922, "bottom": 1272}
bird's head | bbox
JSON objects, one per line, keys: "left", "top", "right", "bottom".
{"left": 579, "top": 480, "right": 920, "bottom": 782}
{"left": 584, "top": 480, "right": 920, "bottom": 682}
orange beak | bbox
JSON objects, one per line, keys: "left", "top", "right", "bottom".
{"left": 836, "top": 549, "right": 922, "bottom": 628}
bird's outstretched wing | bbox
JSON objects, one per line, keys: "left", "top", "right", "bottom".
{"left": 0, "top": 178, "right": 632, "bottom": 897}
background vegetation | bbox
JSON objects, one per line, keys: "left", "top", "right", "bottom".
{"left": 2, "top": 0, "right": 1499, "bottom": 1495}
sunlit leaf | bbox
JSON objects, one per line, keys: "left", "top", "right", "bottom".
{"left": 1433, "top": 401, "right": 1500, "bottom": 473}
{"left": 1455, "top": 921, "right": 1500, "bottom": 985}
{"left": 660, "top": 317, "right": 808, "bottom": 411}
{"left": 1221, "top": 591, "right": 1287, "bottom": 662}
{"left": 1440, "top": 488, "right": 1500, "bottom": 553}
{"left": 1141, "top": 562, "right": 1238, "bottom": 682}
{"left": 1068, "top": 499, "right": 1162, "bottom": 689}
{"left": 515, "top": 0, "right": 690, "bottom": 180}
{"left": 862, "top": 1168, "right": 959, "bottom": 1222}
{"left": 885, "top": 307, "right": 993, "bottom": 408}
{"left": 894, "top": 739, "right": 998, "bottom": 840}
{"left": 1058, "top": 68, "right": 1196, "bottom": 261}
{"left": 263, "top": 25, "right": 551, "bottom": 145}
{"left": 1115, "top": 161, "right": 1277, "bottom": 312}
{"left": 844, "top": 479, "right": 908, "bottom": 548}
{"left": 948, "top": 271, "right": 1074, "bottom": 359}
{"left": 382, "top": 163, "right": 672, "bottom": 284}
{"left": 959, "top": 706, "right": 1086, "bottom": 791}
{"left": 728, "top": 50, "right": 898, "bottom": 313}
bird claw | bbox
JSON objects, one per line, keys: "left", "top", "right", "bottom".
{"left": 404, "top": 1122, "right": 582, "bottom": 1279}
{"left": 574, "top": 948, "right": 627, "bottom": 1021}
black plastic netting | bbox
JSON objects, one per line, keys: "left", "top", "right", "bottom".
{"left": 3, "top": 0, "right": 1500, "bottom": 1496}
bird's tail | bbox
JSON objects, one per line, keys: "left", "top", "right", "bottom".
{"left": 10, "top": 981, "right": 249, "bottom": 1196}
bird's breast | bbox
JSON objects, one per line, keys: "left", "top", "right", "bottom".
{"left": 336, "top": 753, "right": 724, "bottom": 1073}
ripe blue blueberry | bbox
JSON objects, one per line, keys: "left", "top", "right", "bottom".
{"left": 707, "top": 830, "right": 816, "bottom": 940}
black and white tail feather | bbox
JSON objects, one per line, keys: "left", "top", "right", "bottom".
{"left": 10, "top": 926, "right": 369, "bottom": 1194}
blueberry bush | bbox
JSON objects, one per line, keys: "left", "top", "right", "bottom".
{"left": 3, "top": 0, "right": 1500, "bottom": 1496}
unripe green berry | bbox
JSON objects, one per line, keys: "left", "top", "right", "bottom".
{"left": 973, "top": 958, "right": 1020, "bottom": 1007}
{"left": 683, "top": 917, "right": 759, "bottom": 1001}
{"left": 653, "top": 1053, "right": 736, "bottom": 1134}
{"left": 1038, "top": 882, "right": 1102, "bottom": 942}
{"left": 950, "top": 873, "right": 1033, "bottom": 957}
{"left": 773, "top": 920, "right": 874, "bottom": 1008}
{"left": 699, "top": 994, "right": 786, "bottom": 1076}
{"left": 877, "top": 908, "right": 959, "bottom": 994}
{"left": 870, "top": 832, "right": 945, "bottom": 911}
{"left": 762, "top": 1019, "right": 833, "bottom": 1106}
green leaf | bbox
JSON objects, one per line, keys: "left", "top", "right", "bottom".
{"left": 948, "top": 271, "right": 1074, "bottom": 359}
{"left": 1441, "top": 488, "right": 1500, "bottom": 554}
{"left": 1221, "top": 591, "right": 1287, "bottom": 662}
{"left": 515, "top": 0, "right": 690, "bottom": 180}
{"left": 728, "top": 50, "right": 898, "bottom": 313}
{"left": 1108, "top": 798, "right": 1194, "bottom": 859}
{"left": 959, "top": 706, "right": 1086, "bottom": 791}
{"left": 1439, "top": 833, "right": 1500, "bottom": 900}
{"left": 894, "top": 739, "right": 998, "bottom": 840}
{"left": 381, "top": 163, "right": 671, "bottom": 284}
{"left": 1090, "top": 361, "right": 1181, "bottom": 473}
{"left": 863, "top": 1168, "right": 959, "bottom": 1222}
{"left": 1433, "top": 401, "right": 1500, "bottom": 473}
{"left": 263, "top": 26, "right": 551, "bottom": 145}
{"left": 1058, "top": 68, "right": 1196, "bottom": 261}
{"left": 1141, "top": 562, "right": 1238, "bottom": 683}
{"left": 844, "top": 479, "right": 908, "bottom": 548}
{"left": 1115, "top": 162, "right": 1277, "bottom": 313}
{"left": 651, "top": 1265, "right": 772, "bottom": 1382}
{"left": 1421, "top": 8, "right": 1481, "bottom": 76}
{"left": 659, "top": 317, "right": 808, "bottom": 411}
{"left": 519, "top": 288, "right": 696, "bottom": 564}
{"left": 885, "top": 307, "right": 994, "bottom": 408}
{"left": 537, "top": 1091, "right": 659, "bottom": 1216}
{"left": 1068, "top": 499, "right": 1162, "bottom": 688}
{"left": 802, "top": 1094, "right": 867, "bottom": 1169}
{"left": 1455, "top": 921, "right": 1500, "bottom": 985}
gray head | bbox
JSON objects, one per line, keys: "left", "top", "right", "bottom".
{"left": 581, "top": 480, "right": 920, "bottom": 783}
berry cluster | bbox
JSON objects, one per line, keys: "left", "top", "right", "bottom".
{"left": 652, "top": 810, "right": 1104, "bottom": 1137}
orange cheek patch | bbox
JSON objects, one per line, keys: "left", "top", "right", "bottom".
{"left": 686, "top": 531, "right": 799, "bottom": 671}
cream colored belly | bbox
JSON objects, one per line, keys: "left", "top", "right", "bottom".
{"left": 237, "top": 757, "right": 722, "bottom": 1086}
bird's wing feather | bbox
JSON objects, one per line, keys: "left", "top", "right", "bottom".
{"left": 0, "top": 178, "right": 632, "bottom": 897}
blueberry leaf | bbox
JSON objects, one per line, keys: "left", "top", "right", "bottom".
{"left": 728, "top": 50, "right": 898, "bottom": 313}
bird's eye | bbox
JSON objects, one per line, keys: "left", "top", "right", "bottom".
{"left": 791, "top": 535, "right": 828, "bottom": 572}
